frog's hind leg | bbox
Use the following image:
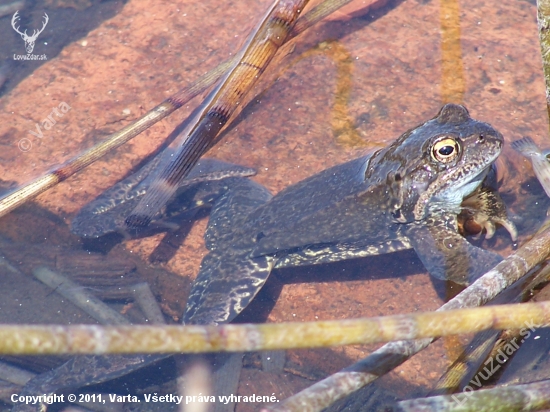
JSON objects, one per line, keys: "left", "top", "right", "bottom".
{"left": 184, "top": 178, "right": 274, "bottom": 325}
{"left": 181, "top": 177, "right": 274, "bottom": 412}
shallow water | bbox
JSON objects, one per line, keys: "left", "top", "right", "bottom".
{"left": 0, "top": 0, "right": 549, "bottom": 410}
{"left": 0, "top": 0, "right": 125, "bottom": 95}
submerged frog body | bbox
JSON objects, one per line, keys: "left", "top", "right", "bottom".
{"left": 183, "top": 104, "right": 514, "bottom": 325}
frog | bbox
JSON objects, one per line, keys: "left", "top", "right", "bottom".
{"left": 14, "top": 104, "right": 516, "bottom": 411}
{"left": 182, "top": 103, "right": 516, "bottom": 325}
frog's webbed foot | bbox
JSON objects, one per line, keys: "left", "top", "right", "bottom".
{"left": 185, "top": 178, "right": 274, "bottom": 325}
{"left": 459, "top": 185, "right": 517, "bottom": 241}
{"left": 184, "top": 252, "right": 275, "bottom": 324}
{"left": 408, "top": 214, "right": 503, "bottom": 285}
{"left": 71, "top": 158, "right": 256, "bottom": 239}
{"left": 114, "top": 219, "right": 183, "bottom": 240}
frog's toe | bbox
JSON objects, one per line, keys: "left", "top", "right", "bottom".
{"left": 460, "top": 185, "right": 517, "bottom": 241}
{"left": 498, "top": 218, "right": 518, "bottom": 242}
{"left": 463, "top": 214, "right": 517, "bottom": 241}
{"left": 482, "top": 220, "right": 496, "bottom": 239}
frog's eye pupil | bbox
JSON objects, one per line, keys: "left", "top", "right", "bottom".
{"left": 439, "top": 146, "right": 454, "bottom": 156}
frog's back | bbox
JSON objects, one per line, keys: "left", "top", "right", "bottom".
{"left": 240, "top": 153, "right": 399, "bottom": 255}
{"left": 247, "top": 155, "right": 370, "bottom": 224}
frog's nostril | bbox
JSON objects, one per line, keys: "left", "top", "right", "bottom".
{"left": 477, "top": 134, "right": 485, "bottom": 143}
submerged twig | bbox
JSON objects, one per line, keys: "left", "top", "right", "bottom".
{"left": 132, "top": 282, "right": 165, "bottom": 325}
{"left": 264, "top": 225, "right": 550, "bottom": 412}
{"left": 395, "top": 379, "right": 550, "bottom": 412}
{"left": 432, "top": 263, "right": 550, "bottom": 395}
{"left": 430, "top": 330, "right": 500, "bottom": 396}
{"left": 1, "top": 298, "right": 550, "bottom": 355}
{"left": 1, "top": 227, "right": 550, "bottom": 357}
{"left": 33, "top": 267, "right": 130, "bottom": 326}
{"left": 0, "top": 360, "right": 34, "bottom": 386}
{"left": 126, "top": 0, "right": 311, "bottom": 227}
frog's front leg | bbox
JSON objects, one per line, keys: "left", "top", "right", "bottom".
{"left": 459, "top": 184, "right": 517, "bottom": 241}
{"left": 184, "top": 178, "right": 274, "bottom": 325}
{"left": 407, "top": 214, "right": 503, "bottom": 285}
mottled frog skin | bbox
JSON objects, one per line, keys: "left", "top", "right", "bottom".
{"left": 183, "top": 104, "right": 513, "bottom": 325}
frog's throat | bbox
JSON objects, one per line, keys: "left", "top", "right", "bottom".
{"left": 412, "top": 164, "right": 492, "bottom": 221}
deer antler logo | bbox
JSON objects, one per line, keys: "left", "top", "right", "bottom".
{"left": 11, "top": 11, "right": 49, "bottom": 54}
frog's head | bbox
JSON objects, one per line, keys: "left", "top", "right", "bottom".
{"left": 367, "top": 104, "right": 503, "bottom": 222}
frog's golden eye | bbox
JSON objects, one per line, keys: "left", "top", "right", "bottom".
{"left": 432, "top": 137, "right": 459, "bottom": 163}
